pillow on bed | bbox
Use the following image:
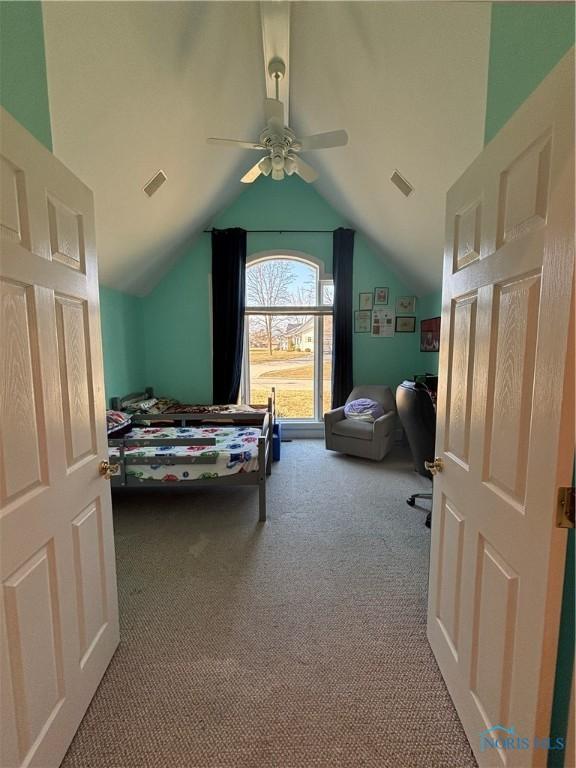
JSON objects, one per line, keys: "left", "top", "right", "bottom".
{"left": 106, "top": 410, "right": 131, "bottom": 434}
{"left": 147, "top": 398, "right": 179, "bottom": 414}
{"left": 124, "top": 397, "right": 158, "bottom": 413}
{"left": 344, "top": 398, "right": 384, "bottom": 422}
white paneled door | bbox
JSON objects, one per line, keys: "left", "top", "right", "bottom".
{"left": 0, "top": 108, "right": 119, "bottom": 768}
{"left": 427, "top": 51, "right": 574, "bottom": 768}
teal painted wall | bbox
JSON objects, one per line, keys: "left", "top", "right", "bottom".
{"left": 140, "top": 236, "right": 212, "bottom": 403}
{"left": 485, "top": 2, "right": 575, "bottom": 144}
{"left": 99, "top": 287, "right": 145, "bottom": 403}
{"left": 485, "top": 6, "right": 574, "bottom": 765}
{"left": 142, "top": 175, "right": 421, "bottom": 403}
{"left": 353, "top": 238, "right": 420, "bottom": 390}
{"left": 0, "top": 1, "right": 52, "bottom": 150}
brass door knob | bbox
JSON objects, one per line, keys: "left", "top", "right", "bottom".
{"left": 99, "top": 460, "right": 112, "bottom": 479}
{"left": 424, "top": 457, "right": 444, "bottom": 476}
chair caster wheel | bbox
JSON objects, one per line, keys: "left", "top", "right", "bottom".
{"left": 406, "top": 497, "right": 416, "bottom": 506}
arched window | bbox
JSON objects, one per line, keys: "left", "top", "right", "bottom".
{"left": 242, "top": 253, "right": 333, "bottom": 421}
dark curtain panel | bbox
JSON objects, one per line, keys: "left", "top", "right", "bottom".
{"left": 331, "top": 227, "right": 355, "bottom": 408}
{"left": 211, "top": 228, "right": 247, "bottom": 403}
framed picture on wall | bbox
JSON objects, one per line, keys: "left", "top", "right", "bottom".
{"left": 359, "top": 292, "right": 373, "bottom": 310}
{"left": 354, "top": 310, "right": 371, "bottom": 333}
{"left": 395, "top": 316, "right": 416, "bottom": 333}
{"left": 373, "top": 287, "right": 389, "bottom": 305}
{"left": 371, "top": 309, "right": 395, "bottom": 337}
{"left": 420, "top": 316, "right": 441, "bottom": 352}
{"left": 396, "top": 295, "right": 416, "bottom": 314}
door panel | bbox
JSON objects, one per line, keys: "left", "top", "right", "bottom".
{"left": 71, "top": 500, "right": 109, "bottom": 667}
{"left": 435, "top": 495, "right": 465, "bottom": 658}
{"left": 0, "top": 155, "right": 29, "bottom": 247}
{"left": 54, "top": 294, "right": 96, "bottom": 466}
{"left": 469, "top": 538, "right": 518, "bottom": 729}
{"left": 428, "top": 51, "right": 574, "bottom": 768}
{"left": 445, "top": 294, "right": 477, "bottom": 467}
{"left": 47, "top": 196, "right": 84, "bottom": 271}
{"left": 0, "top": 280, "right": 48, "bottom": 504}
{"left": 485, "top": 273, "right": 540, "bottom": 505}
{"left": 4, "top": 543, "right": 65, "bottom": 755}
{"left": 454, "top": 201, "right": 482, "bottom": 270}
{"left": 0, "top": 107, "right": 119, "bottom": 768}
{"left": 496, "top": 131, "right": 551, "bottom": 248}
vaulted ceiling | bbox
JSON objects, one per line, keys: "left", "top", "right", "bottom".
{"left": 43, "top": 1, "right": 491, "bottom": 296}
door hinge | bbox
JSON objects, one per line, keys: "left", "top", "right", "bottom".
{"left": 557, "top": 487, "right": 575, "bottom": 528}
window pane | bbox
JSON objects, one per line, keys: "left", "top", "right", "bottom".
{"left": 248, "top": 314, "right": 314, "bottom": 419}
{"left": 246, "top": 258, "right": 318, "bottom": 307}
{"left": 321, "top": 282, "right": 334, "bottom": 306}
{"left": 323, "top": 315, "right": 333, "bottom": 412}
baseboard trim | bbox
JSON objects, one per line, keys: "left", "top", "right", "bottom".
{"left": 279, "top": 421, "right": 325, "bottom": 440}
{"left": 279, "top": 424, "right": 405, "bottom": 442}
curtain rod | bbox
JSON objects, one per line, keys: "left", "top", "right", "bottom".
{"left": 203, "top": 229, "right": 335, "bottom": 234}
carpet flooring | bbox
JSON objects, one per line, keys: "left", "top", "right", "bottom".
{"left": 61, "top": 440, "right": 477, "bottom": 768}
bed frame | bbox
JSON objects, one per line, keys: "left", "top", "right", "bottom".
{"left": 107, "top": 389, "right": 274, "bottom": 522}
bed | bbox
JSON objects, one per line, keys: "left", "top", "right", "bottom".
{"left": 107, "top": 389, "right": 274, "bottom": 522}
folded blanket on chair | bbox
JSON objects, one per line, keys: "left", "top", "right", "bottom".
{"left": 344, "top": 398, "right": 384, "bottom": 422}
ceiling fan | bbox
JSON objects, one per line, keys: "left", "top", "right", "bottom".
{"left": 207, "top": 58, "right": 348, "bottom": 184}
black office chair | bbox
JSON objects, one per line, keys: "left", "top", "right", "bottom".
{"left": 396, "top": 380, "right": 436, "bottom": 527}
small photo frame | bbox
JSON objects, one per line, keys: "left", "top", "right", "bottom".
{"left": 396, "top": 295, "right": 416, "bottom": 314}
{"left": 373, "top": 287, "right": 389, "bottom": 305}
{"left": 354, "top": 310, "right": 371, "bottom": 333}
{"left": 395, "top": 316, "right": 416, "bottom": 333}
{"left": 421, "top": 316, "right": 441, "bottom": 352}
{"left": 359, "top": 292, "right": 373, "bottom": 310}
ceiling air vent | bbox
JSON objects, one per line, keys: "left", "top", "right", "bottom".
{"left": 143, "top": 170, "right": 167, "bottom": 197}
{"left": 390, "top": 170, "right": 414, "bottom": 197}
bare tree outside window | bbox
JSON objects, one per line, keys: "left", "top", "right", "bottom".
{"left": 247, "top": 260, "right": 295, "bottom": 354}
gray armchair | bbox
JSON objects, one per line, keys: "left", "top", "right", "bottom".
{"left": 324, "top": 385, "right": 397, "bottom": 461}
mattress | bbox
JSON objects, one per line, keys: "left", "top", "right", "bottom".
{"left": 109, "top": 425, "right": 262, "bottom": 482}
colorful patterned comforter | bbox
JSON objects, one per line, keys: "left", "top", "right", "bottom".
{"left": 108, "top": 426, "right": 262, "bottom": 482}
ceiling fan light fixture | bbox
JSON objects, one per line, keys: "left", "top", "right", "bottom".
{"left": 284, "top": 156, "right": 296, "bottom": 175}
{"left": 271, "top": 167, "right": 285, "bottom": 181}
{"left": 271, "top": 153, "right": 284, "bottom": 170}
{"left": 258, "top": 157, "right": 272, "bottom": 176}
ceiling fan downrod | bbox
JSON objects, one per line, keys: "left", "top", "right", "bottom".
{"left": 268, "top": 57, "right": 286, "bottom": 103}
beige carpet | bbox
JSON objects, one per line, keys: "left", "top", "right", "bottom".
{"left": 61, "top": 440, "right": 477, "bottom": 768}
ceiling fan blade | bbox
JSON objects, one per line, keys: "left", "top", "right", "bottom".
{"left": 291, "top": 156, "right": 319, "bottom": 183}
{"left": 264, "top": 98, "right": 284, "bottom": 130}
{"left": 207, "top": 138, "right": 263, "bottom": 150}
{"left": 297, "top": 129, "right": 349, "bottom": 151}
{"left": 240, "top": 161, "right": 264, "bottom": 184}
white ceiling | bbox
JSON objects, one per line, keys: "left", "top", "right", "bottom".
{"left": 43, "top": 1, "right": 491, "bottom": 296}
